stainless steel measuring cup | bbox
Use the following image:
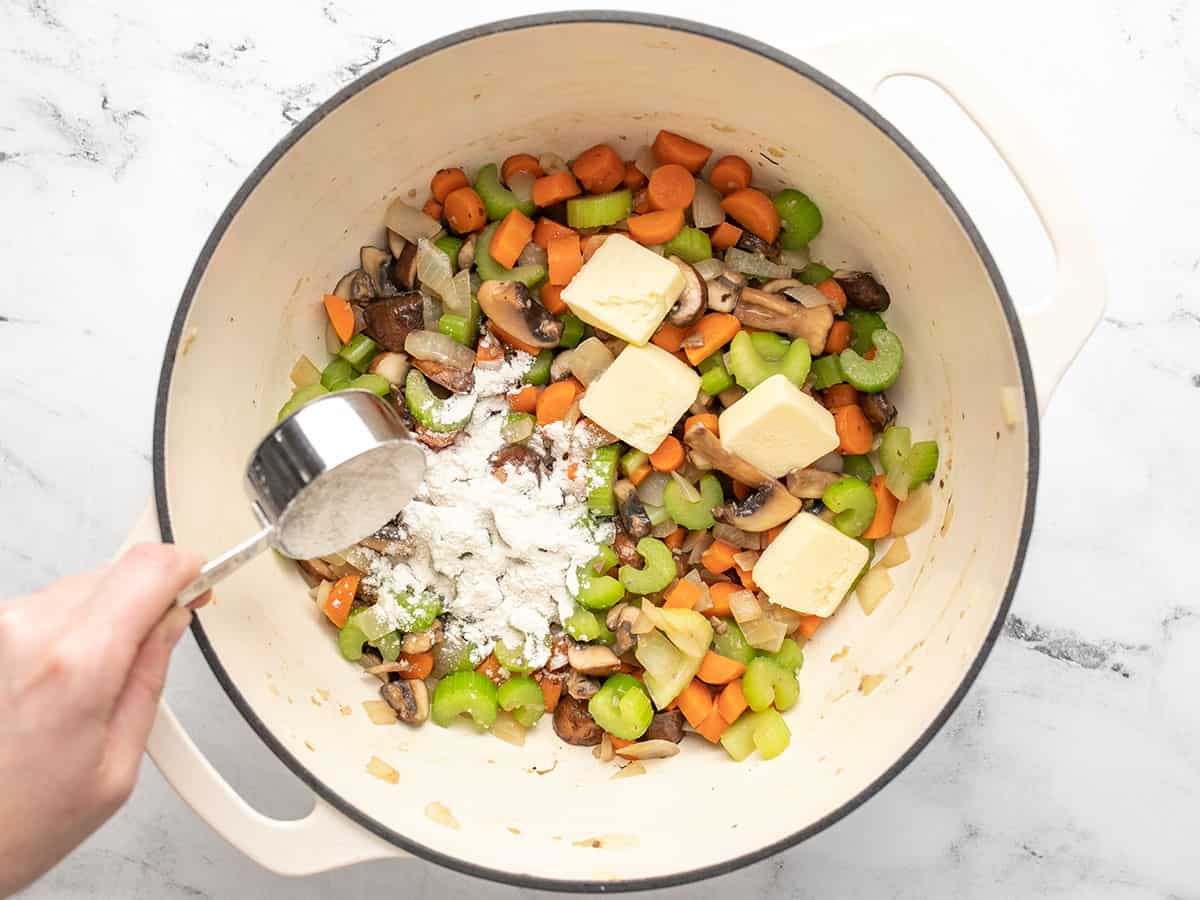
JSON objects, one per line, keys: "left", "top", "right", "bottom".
{"left": 175, "top": 390, "right": 426, "bottom": 606}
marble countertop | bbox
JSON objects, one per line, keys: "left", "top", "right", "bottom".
{"left": 3, "top": 0, "right": 1196, "bottom": 897}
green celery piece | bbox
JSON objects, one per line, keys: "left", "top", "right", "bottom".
{"left": 764, "top": 637, "right": 804, "bottom": 671}
{"left": 373, "top": 630, "right": 402, "bottom": 662}
{"left": 878, "top": 426, "right": 912, "bottom": 476}
{"left": 433, "top": 235, "right": 464, "bottom": 272}
{"left": 822, "top": 477, "right": 878, "bottom": 538}
{"left": 497, "top": 675, "right": 545, "bottom": 727}
{"left": 810, "top": 355, "right": 845, "bottom": 390}
{"left": 338, "top": 333, "right": 379, "bottom": 372}
{"left": 773, "top": 189, "right": 822, "bottom": 250}
{"left": 348, "top": 373, "right": 390, "bottom": 396}
{"left": 404, "top": 369, "right": 475, "bottom": 433}
{"left": 588, "top": 674, "right": 654, "bottom": 741}
{"left": 575, "top": 572, "right": 626, "bottom": 611}
{"left": 474, "top": 163, "right": 535, "bottom": 221}
{"left": 523, "top": 349, "right": 553, "bottom": 385}
{"left": 277, "top": 383, "right": 328, "bottom": 421}
{"left": 320, "top": 357, "right": 356, "bottom": 390}
{"left": 662, "top": 227, "right": 712, "bottom": 264}
{"left": 567, "top": 189, "right": 632, "bottom": 228}
{"left": 839, "top": 329, "right": 903, "bottom": 393}
{"left": 586, "top": 444, "right": 621, "bottom": 516}
{"left": 712, "top": 619, "right": 757, "bottom": 665}
{"left": 719, "top": 708, "right": 791, "bottom": 761}
{"left": 337, "top": 622, "right": 367, "bottom": 661}
{"left": 618, "top": 537, "right": 676, "bottom": 595}
{"left": 563, "top": 606, "right": 615, "bottom": 644}
{"left": 619, "top": 448, "right": 649, "bottom": 477}
{"left": 742, "top": 657, "right": 800, "bottom": 712}
{"left": 662, "top": 473, "right": 724, "bottom": 530}
{"left": 475, "top": 223, "right": 546, "bottom": 287}
{"left": 493, "top": 640, "right": 535, "bottom": 674}
{"left": 843, "top": 307, "right": 887, "bottom": 356}
{"left": 729, "top": 332, "right": 811, "bottom": 390}
{"left": 841, "top": 455, "right": 876, "bottom": 482}
{"left": 798, "top": 261, "right": 833, "bottom": 285}
{"left": 558, "top": 313, "right": 586, "bottom": 348}
{"left": 431, "top": 671, "right": 499, "bottom": 729}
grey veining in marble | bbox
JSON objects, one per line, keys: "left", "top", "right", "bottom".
{"left": 2, "top": 0, "right": 1197, "bottom": 897}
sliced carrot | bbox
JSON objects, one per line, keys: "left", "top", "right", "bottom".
{"left": 475, "top": 653, "right": 504, "bottom": 684}
{"left": 797, "top": 614, "right": 823, "bottom": 640}
{"left": 862, "top": 474, "right": 899, "bottom": 539}
{"left": 400, "top": 652, "right": 433, "bottom": 681}
{"left": 629, "top": 462, "right": 653, "bottom": 487}
{"left": 683, "top": 312, "right": 741, "bottom": 365}
{"left": 676, "top": 678, "right": 714, "bottom": 728}
{"left": 649, "top": 435, "right": 685, "bottom": 472}
{"left": 609, "top": 735, "right": 634, "bottom": 750}
{"left": 700, "top": 539, "right": 738, "bottom": 574}
{"left": 548, "top": 234, "right": 583, "bottom": 286}
{"left": 734, "top": 562, "right": 757, "bottom": 592}
{"left": 821, "top": 383, "right": 859, "bottom": 410}
{"left": 764, "top": 524, "right": 786, "bottom": 547}
{"left": 826, "top": 320, "right": 852, "bottom": 354}
{"left": 430, "top": 167, "right": 469, "bottom": 203}
{"left": 697, "top": 651, "right": 746, "bottom": 685}
{"left": 539, "top": 675, "right": 563, "bottom": 712}
{"left": 571, "top": 143, "right": 624, "bottom": 194}
{"left": 626, "top": 208, "right": 685, "bottom": 246}
{"left": 540, "top": 283, "right": 568, "bottom": 315}
{"left": 490, "top": 208, "right": 536, "bottom": 269}
{"left": 731, "top": 480, "right": 751, "bottom": 501}
{"left": 833, "top": 404, "right": 874, "bottom": 455}
{"left": 508, "top": 384, "right": 540, "bottom": 414}
{"left": 422, "top": 197, "right": 443, "bottom": 220}
{"left": 664, "top": 578, "right": 702, "bottom": 610}
{"left": 650, "top": 321, "right": 689, "bottom": 353}
{"left": 646, "top": 163, "right": 696, "bottom": 210}
{"left": 623, "top": 160, "right": 648, "bottom": 191}
{"left": 475, "top": 332, "right": 504, "bottom": 363}
{"left": 720, "top": 188, "right": 780, "bottom": 243}
{"left": 443, "top": 186, "right": 486, "bottom": 234}
{"left": 707, "top": 581, "right": 739, "bottom": 617}
{"left": 717, "top": 679, "right": 749, "bottom": 724}
{"left": 502, "top": 153, "right": 543, "bottom": 183}
{"left": 652, "top": 129, "right": 712, "bottom": 173}
{"left": 684, "top": 413, "right": 719, "bottom": 437}
{"left": 532, "top": 171, "right": 582, "bottom": 207}
{"left": 709, "top": 155, "right": 753, "bottom": 195}
{"left": 664, "top": 526, "right": 686, "bottom": 551}
{"left": 817, "top": 279, "right": 848, "bottom": 314}
{"left": 321, "top": 574, "right": 359, "bottom": 628}
{"left": 490, "top": 322, "right": 542, "bottom": 355}
{"left": 695, "top": 708, "right": 730, "bottom": 743}
{"left": 536, "top": 379, "right": 582, "bottom": 425}
{"left": 532, "top": 217, "right": 577, "bottom": 249}
{"left": 322, "top": 295, "right": 355, "bottom": 343}
{"left": 710, "top": 221, "right": 743, "bottom": 251}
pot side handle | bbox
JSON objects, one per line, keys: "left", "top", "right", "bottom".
{"left": 123, "top": 502, "right": 408, "bottom": 874}
{"left": 807, "top": 35, "right": 1106, "bottom": 418}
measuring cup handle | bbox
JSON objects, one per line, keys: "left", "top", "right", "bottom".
{"left": 176, "top": 525, "right": 275, "bottom": 607}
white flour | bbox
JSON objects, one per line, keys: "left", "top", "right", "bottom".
{"left": 366, "top": 352, "right": 612, "bottom": 668}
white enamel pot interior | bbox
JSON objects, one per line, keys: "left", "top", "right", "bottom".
{"left": 148, "top": 13, "right": 1103, "bottom": 892}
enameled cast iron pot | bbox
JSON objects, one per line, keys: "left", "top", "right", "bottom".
{"left": 128, "top": 13, "right": 1104, "bottom": 891}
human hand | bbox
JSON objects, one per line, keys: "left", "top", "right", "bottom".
{"left": 0, "top": 544, "right": 205, "bottom": 897}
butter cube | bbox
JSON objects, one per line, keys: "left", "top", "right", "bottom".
{"left": 580, "top": 343, "right": 700, "bottom": 453}
{"left": 560, "top": 234, "right": 684, "bottom": 345}
{"left": 754, "top": 513, "right": 869, "bottom": 616}
{"left": 718, "top": 374, "right": 838, "bottom": 478}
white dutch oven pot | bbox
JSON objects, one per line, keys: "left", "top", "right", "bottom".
{"left": 132, "top": 13, "right": 1103, "bottom": 891}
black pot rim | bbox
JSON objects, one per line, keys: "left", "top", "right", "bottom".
{"left": 153, "top": 10, "right": 1039, "bottom": 893}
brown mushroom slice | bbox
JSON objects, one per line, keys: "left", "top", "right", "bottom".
{"left": 612, "top": 528, "right": 641, "bottom": 567}
{"left": 412, "top": 422, "right": 462, "bottom": 449}
{"left": 489, "top": 444, "right": 543, "bottom": 483}
{"left": 760, "top": 278, "right": 804, "bottom": 294}
{"left": 359, "top": 649, "right": 389, "bottom": 683}
{"left": 786, "top": 467, "right": 843, "bottom": 500}
{"left": 412, "top": 357, "right": 475, "bottom": 394}
{"left": 735, "top": 287, "right": 835, "bottom": 354}
{"left": 390, "top": 242, "right": 419, "bottom": 291}
{"left": 666, "top": 256, "right": 707, "bottom": 327}
{"left": 735, "top": 231, "right": 773, "bottom": 257}
{"left": 362, "top": 291, "right": 424, "bottom": 351}
{"left": 706, "top": 269, "right": 745, "bottom": 313}
{"left": 553, "top": 695, "right": 603, "bottom": 746}
{"left": 334, "top": 268, "right": 375, "bottom": 302}
{"left": 477, "top": 280, "right": 563, "bottom": 349}
{"left": 298, "top": 557, "right": 337, "bottom": 581}
{"left": 834, "top": 270, "right": 891, "bottom": 311}
{"left": 380, "top": 679, "right": 429, "bottom": 724}
{"left": 614, "top": 479, "right": 651, "bottom": 539}
{"left": 607, "top": 605, "right": 641, "bottom": 656}
{"left": 682, "top": 422, "right": 774, "bottom": 488}
{"left": 714, "top": 481, "right": 801, "bottom": 532}
{"left": 360, "top": 246, "right": 399, "bottom": 297}
{"left": 386, "top": 228, "right": 407, "bottom": 259}
{"left": 567, "top": 643, "right": 622, "bottom": 676}
{"left": 644, "top": 709, "right": 684, "bottom": 743}
{"left": 861, "top": 391, "right": 897, "bottom": 429}
{"left": 565, "top": 670, "right": 601, "bottom": 700}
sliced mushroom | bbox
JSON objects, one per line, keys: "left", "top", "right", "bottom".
{"left": 612, "top": 528, "right": 641, "bottom": 567}
{"left": 549, "top": 348, "right": 575, "bottom": 382}
{"left": 360, "top": 246, "right": 399, "bottom": 297}
{"left": 477, "top": 280, "right": 563, "bottom": 349}
{"left": 363, "top": 291, "right": 425, "bottom": 351}
{"left": 861, "top": 391, "right": 897, "bottom": 429}
{"left": 412, "top": 357, "right": 475, "bottom": 394}
{"left": 565, "top": 669, "right": 601, "bottom": 700}
{"left": 834, "top": 270, "right": 891, "bottom": 311}
{"left": 367, "top": 351, "right": 410, "bottom": 385}
{"left": 735, "top": 231, "right": 773, "bottom": 257}
{"left": 298, "top": 558, "right": 336, "bottom": 581}
{"left": 489, "top": 444, "right": 543, "bottom": 483}
{"left": 609, "top": 605, "right": 640, "bottom": 656}
{"left": 412, "top": 421, "right": 463, "bottom": 449}
{"left": 682, "top": 422, "right": 774, "bottom": 487}
{"left": 761, "top": 278, "right": 804, "bottom": 294}
{"left": 614, "top": 739, "right": 680, "bottom": 760}
{"left": 517, "top": 241, "right": 548, "bottom": 268}
{"left": 553, "top": 695, "right": 603, "bottom": 746}
{"left": 718, "top": 385, "right": 746, "bottom": 407}
{"left": 614, "top": 479, "right": 651, "bottom": 539}
{"left": 666, "top": 256, "right": 707, "bottom": 327}
{"left": 734, "top": 287, "right": 835, "bottom": 354}
{"left": 715, "top": 481, "right": 801, "bottom": 532}
{"left": 359, "top": 649, "right": 389, "bottom": 682}
{"left": 457, "top": 233, "right": 477, "bottom": 270}
{"left": 380, "top": 679, "right": 429, "bottom": 724}
{"left": 387, "top": 228, "right": 407, "bottom": 259}
{"left": 567, "top": 643, "right": 622, "bottom": 676}
{"left": 706, "top": 269, "right": 744, "bottom": 313}
{"left": 334, "top": 268, "right": 375, "bottom": 302}
{"left": 390, "top": 242, "right": 419, "bottom": 291}
{"left": 644, "top": 709, "right": 685, "bottom": 743}
{"left": 786, "top": 467, "right": 842, "bottom": 500}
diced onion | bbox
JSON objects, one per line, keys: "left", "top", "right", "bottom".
{"left": 879, "top": 537, "right": 910, "bottom": 568}
{"left": 724, "top": 247, "right": 792, "bottom": 280}
{"left": 385, "top": 198, "right": 441, "bottom": 243}
{"left": 491, "top": 711, "right": 527, "bottom": 747}
{"left": 731, "top": 550, "right": 760, "bottom": 570}
{"left": 681, "top": 528, "right": 709, "bottom": 553}
{"left": 631, "top": 610, "right": 655, "bottom": 635}
{"left": 538, "top": 152, "right": 568, "bottom": 174}
{"left": 693, "top": 258, "right": 725, "bottom": 281}
{"left": 633, "top": 145, "right": 657, "bottom": 180}
{"left": 636, "top": 472, "right": 670, "bottom": 507}
{"left": 362, "top": 701, "right": 398, "bottom": 726}
{"left": 1001, "top": 385, "right": 1021, "bottom": 427}
{"left": 290, "top": 354, "right": 321, "bottom": 389}
{"left": 856, "top": 564, "right": 894, "bottom": 615}
{"left": 778, "top": 247, "right": 811, "bottom": 271}
{"left": 314, "top": 579, "right": 333, "bottom": 608}
{"left": 416, "top": 238, "right": 456, "bottom": 302}
{"left": 670, "top": 471, "right": 701, "bottom": 503}
{"left": 643, "top": 503, "right": 671, "bottom": 527}
{"left": 325, "top": 320, "right": 343, "bottom": 355}
{"left": 811, "top": 452, "right": 844, "bottom": 473}
{"left": 367, "top": 351, "right": 410, "bottom": 385}
{"left": 687, "top": 533, "right": 713, "bottom": 566}
{"left": 691, "top": 180, "right": 724, "bottom": 229}
{"left": 404, "top": 329, "right": 476, "bottom": 370}
{"left": 651, "top": 518, "right": 679, "bottom": 538}
{"left": 784, "top": 284, "right": 832, "bottom": 309}
{"left": 507, "top": 171, "right": 535, "bottom": 203}
{"left": 517, "top": 241, "right": 548, "bottom": 267}
{"left": 567, "top": 337, "right": 614, "bottom": 386}
{"left": 729, "top": 589, "right": 763, "bottom": 624}
{"left": 740, "top": 616, "right": 788, "bottom": 652}
{"left": 563, "top": 396, "right": 583, "bottom": 429}
{"left": 445, "top": 268, "right": 472, "bottom": 318}
{"left": 766, "top": 604, "right": 804, "bottom": 634}
{"left": 711, "top": 523, "right": 759, "bottom": 550}
{"left": 422, "top": 294, "right": 443, "bottom": 331}
{"left": 892, "top": 483, "right": 932, "bottom": 536}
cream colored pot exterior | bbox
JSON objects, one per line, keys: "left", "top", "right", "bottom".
{"left": 144, "top": 15, "right": 1102, "bottom": 891}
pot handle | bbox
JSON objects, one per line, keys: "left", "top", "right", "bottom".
{"left": 807, "top": 35, "right": 1105, "bottom": 417}
{"left": 122, "top": 502, "right": 408, "bottom": 873}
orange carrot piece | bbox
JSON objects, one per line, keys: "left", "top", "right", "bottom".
{"left": 683, "top": 312, "right": 741, "bottom": 365}
{"left": 697, "top": 651, "right": 746, "bottom": 686}
{"left": 731, "top": 480, "right": 751, "bottom": 501}
{"left": 422, "top": 197, "right": 443, "bottom": 220}
{"left": 508, "top": 384, "right": 540, "bottom": 414}
{"left": 717, "top": 680, "right": 749, "bottom": 724}
{"left": 322, "top": 574, "right": 359, "bottom": 628}
{"left": 532, "top": 217, "right": 577, "bottom": 249}
{"left": 664, "top": 526, "right": 686, "bottom": 551}
{"left": 709, "top": 155, "right": 753, "bottom": 195}
{"left": 764, "top": 524, "right": 786, "bottom": 546}
{"left": 695, "top": 708, "right": 730, "bottom": 743}
{"left": 548, "top": 234, "right": 583, "bottom": 286}
{"left": 322, "top": 295, "right": 355, "bottom": 343}
{"left": 490, "top": 208, "right": 536, "bottom": 269}
{"left": 646, "top": 163, "right": 696, "bottom": 210}
{"left": 540, "top": 283, "right": 568, "bottom": 314}
{"left": 651, "top": 321, "right": 689, "bottom": 353}
{"left": 710, "top": 221, "right": 743, "bottom": 251}
{"left": 623, "top": 160, "right": 647, "bottom": 191}
{"left": 539, "top": 675, "right": 563, "bottom": 712}
{"left": 684, "top": 413, "right": 719, "bottom": 437}
{"left": 649, "top": 435, "right": 685, "bottom": 472}
{"left": 629, "top": 462, "right": 653, "bottom": 487}
{"left": 817, "top": 279, "right": 848, "bottom": 314}
{"left": 700, "top": 539, "right": 738, "bottom": 574}
{"left": 833, "top": 404, "right": 874, "bottom": 455}
{"left": 430, "top": 167, "right": 469, "bottom": 202}
{"left": 490, "top": 322, "right": 542, "bottom": 355}
{"left": 797, "top": 614, "right": 823, "bottom": 640}
{"left": 532, "top": 171, "right": 582, "bottom": 207}
{"left": 720, "top": 188, "right": 780, "bottom": 243}
{"left": 676, "top": 679, "right": 714, "bottom": 728}
{"left": 443, "top": 186, "right": 486, "bottom": 234}
{"left": 826, "top": 320, "right": 852, "bottom": 354}
{"left": 399, "top": 652, "right": 434, "bottom": 681}
{"left": 862, "top": 474, "right": 899, "bottom": 540}
{"left": 567, "top": 462, "right": 579, "bottom": 481}
{"left": 571, "top": 143, "right": 624, "bottom": 194}
{"left": 609, "top": 735, "right": 634, "bottom": 750}
{"left": 664, "top": 578, "right": 702, "bottom": 610}
{"left": 626, "top": 208, "right": 685, "bottom": 246}
{"left": 475, "top": 331, "right": 504, "bottom": 363}
{"left": 502, "top": 153, "right": 543, "bottom": 183}
{"left": 707, "top": 581, "right": 739, "bottom": 617}
{"left": 821, "top": 383, "right": 859, "bottom": 410}
{"left": 734, "top": 562, "right": 756, "bottom": 592}
{"left": 536, "top": 379, "right": 582, "bottom": 425}
{"left": 652, "top": 129, "right": 712, "bottom": 173}
{"left": 475, "top": 653, "right": 504, "bottom": 684}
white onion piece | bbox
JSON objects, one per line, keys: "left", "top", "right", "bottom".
{"left": 636, "top": 471, "right": 670, "bottom": 507}
{"left": 491, "top": 712, "right": 527, "bottom": 746}
{"left": 694, "top": 258, "right": 725, "bottom": 281}
{"left": 766, "top": 604, "right": 804, "bottom": 634}
{"left": 778, "top": 247, "right": 811, "bottom": 271}
{"left": 651, "top": 518, "right": 678, "bottom": 538}
{"left": 290, "top": 354, "right": 321, "bottom": 389}
{"left": 856, "top": 564, "right": 894, "bottom": 615}
{"left": 711, "top": 523, "right": 758, "bottom": 550}
{"left": 538, "top": 151, "right": 568, "bottom": 174}
{"left": 445, "top": 268, "right": 472, "bottom": 318}
{"left": 670, "top": 471, "right": 701, "bottom": 503}
{"left": 687, "top": 533, "right": 713, "bottom": 566}
{"left": 724, "top": 248, "right": 792, "bottom": 279}
{"left": 879, "top": 537, "right": 910, "bottom": 568}
{"left": 314, "top": 579, "right": 333, "bottom": 609}
{"left": 507, "top": 171, "right": 535, "bottom": 203}
{"left": 421, "top": 294, "right": 442, "bottom": 331}
{"left": 892, "top": 483, "right": 933, "bottom": 536}
{"left": 729, "top": 589, "right": 763, "bottom": 624}
{"left": 518, "top": 241, "right": 548, "bottom": 267}
{"left": 404, "top": 329, "right": 476, "bottom": 370}
{"left": 784, "top": 284, "right": 832, "bottom": 309}
{"left": 633, "top": 145, "right": 657, "bottom": 180}
{"left": 325, "top": 320, "right": 343, "bottom": 355}
{"left": 811, "top": 452, "right": 844, "bottom": 473}
{"left": 568, "top": 337, "right": 614, "bottom": 386}
{"left": 385, "top": 198, "right": 441, "bottom": 243}
{"left": 740, "top": 616, "right": 787, "bottom": 652}
{"left": 367, "top": 352, "right": 410, "bottom": 385}
{"left": 691, "top": 180, "right": 724, "bottom": 229}
{"left": 563, "top": 396, "right": 583, "bottom": 429}
{"left": 731, "top": 550, "right": 760, "bottom": 570}
{"left": 680, "top": 528, "right": 708, "bottom": 553}
{"left": 415, "top": 238, "right": 455, "bottom": 301}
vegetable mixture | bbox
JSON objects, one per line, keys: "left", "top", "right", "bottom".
{"left": 282, "top": 129, "right": 939, "bottom": 765}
